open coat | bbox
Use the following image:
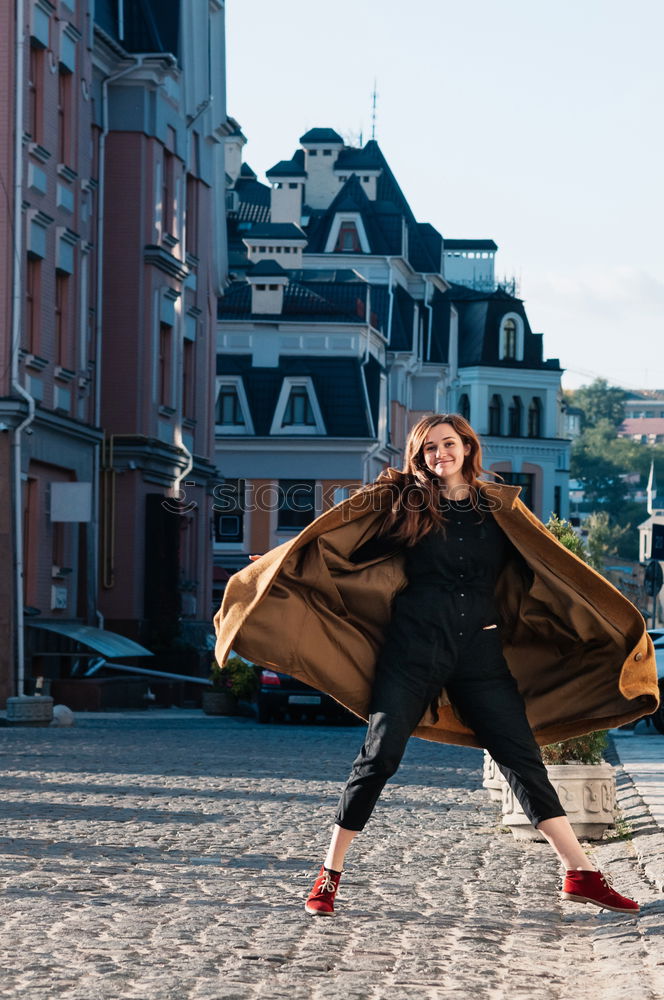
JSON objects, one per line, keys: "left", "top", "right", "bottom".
{"left": 214, "top": 475, "right": 659, "bottom": 748}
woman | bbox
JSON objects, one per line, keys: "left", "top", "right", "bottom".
{"left": 303, "top": 415, "right": 639, "bottom": 916}
{"left": 214, "top": 415, "right": 658, "bottom": 918}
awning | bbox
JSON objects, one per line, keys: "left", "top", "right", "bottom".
{"left": 27, "top": 621, "right": 154, "bottom": 658}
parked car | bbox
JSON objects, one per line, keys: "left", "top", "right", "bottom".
{"left": 646, "top": 630, "right": 664, "bottom": 734}
{"left": 256, "top": 669, "right": 360, "bottom": 725}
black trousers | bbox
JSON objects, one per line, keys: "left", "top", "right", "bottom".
{"left": 335, "top": 623, "right": 566, "bottom": 831}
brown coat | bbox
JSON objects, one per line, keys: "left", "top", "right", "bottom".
{"left": 214, "top": 476, "right": 659, "bottom": 747}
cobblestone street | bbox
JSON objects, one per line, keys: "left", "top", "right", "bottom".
{"left": 1, "top": 711, "right": 663, "bottom": 1000}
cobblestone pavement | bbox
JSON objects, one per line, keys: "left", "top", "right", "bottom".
{"left": 1, "top": 710, "right": 664, "bottom": 1000}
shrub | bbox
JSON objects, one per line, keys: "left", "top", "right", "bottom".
{"left": 542, "top": 514, "right": 608, "bottom": 765}
{"left": 210, "top": 656, "right": 258, "bottom": 700}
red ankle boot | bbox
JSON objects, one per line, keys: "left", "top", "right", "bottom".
{"left": 561, "top": 869, "right": 639, "bottom": 913}
{"left": 305, "top": 865, "right": 342, "bottom": 916}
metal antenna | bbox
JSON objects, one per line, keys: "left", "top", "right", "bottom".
{"left": 371, "top": 80, "right": 378, "bottom": 140}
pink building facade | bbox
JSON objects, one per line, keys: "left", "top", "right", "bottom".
{"left": 0, "top": 0, "right": 228, "bottom": 701}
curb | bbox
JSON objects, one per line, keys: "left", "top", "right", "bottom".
{"left": 606, "top": 736, "right": 664, "bottom": 893}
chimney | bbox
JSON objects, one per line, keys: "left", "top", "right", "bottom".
{"left": 247, "top": 260, "right": 289, "bottom": 315}
{"left": 300, "top": 127, "right": 345, "bottom": 210}
{"left": 266, "top": 151, "right": 306, "bottom": 224}
{"left": 243, "top": 223, "right": 308, "bottom": 269}
{"left": 224, "top": 119, "right": 247, "bottom": 186}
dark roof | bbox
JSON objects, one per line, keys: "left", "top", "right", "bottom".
{"left": 441, "top": 285, "right": 559, "bottom": 370}
{"left": 95, "top": 0, "right": 180, "bottom": 59}
{"left": 243, "top": 223, "right": 307, "bottom": 241}
{"left": 226, "top": 118, "right": 246, "bottom": 141}
{"left": 335, "top": 147, "right": 383, "bottom": 170}
{"left": 445, "top": 239, "right": 498, "bottom": 251}
{"left": 240, "top": 163, "right": 257, "bottom": 179}
{"left": 306, "top": 174, "right": 403, "bottom": 256}
{"left": 266, "top": 158, "right": 307, "bottom": 178}
{"left": 218, "top": 275, "right": 369, "bottom": 324}
{"left": 302, "top": 141, "right": 442, "bottom": 273}
{"left": 248, "top": 260, "right": 287, "bottom": 277}
{"left": 289, "top": 268, "right": 368, "bottom": 284}
{"left": 300, "top": 128, "right": 344, "bottom": 145}
{"left": 217, "top": 355, "right": 375, "bottom": 438}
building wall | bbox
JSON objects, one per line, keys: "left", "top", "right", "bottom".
{"left": 0, "top": 0, "right": 16, "bottom": 700}
{"left": 0, "top": 1, "right": 228, "bottom": 701}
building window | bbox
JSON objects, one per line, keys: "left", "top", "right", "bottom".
{"left": 185, "top": 173, "right": 198, "bottom": 256}
{"left": 159, "top": 323, "right": 172, "bottom": 406}
{"left": 458, "top": 393, "right": 470, "bottom": 422}
{"left": 323, "top": 149, "right": 333, "bottom": 156}
{"left": 508, "top": 395, "right": 523, "bottom": 437}
{"left": 502, "top": 318, "right": 517, "bottom": 360}
{"left": 55, "top": 270, "right": 69, "bottom": 367}
{"left": 213, "top": 479, "right": 245, "bottom": 543}
{"left": 217, "top": 385, "right": 245, "bottom": 426}
{"left": 282, "top": 386, "right": 315, "bottom": 426}
{"left": 28, "top": 44, "right": 44, "bottom": 142}
{"left": 528, "top": 397, "right": 542, "bottom": 437}
{"left": 554, "top": 485, "right": 562, "bottom": 516}
{"left": 501, "top": 472, "right": 534, "bottom": 510}
{"left": 163, "top": 148, "right": 174, "bottom": 236}
{"left": 57, "top": 69, "right": 72, "bottom": 165}
{"left": 488, "top": 394, "right": 502, "bottom": 435}
{"left": 278, "top": 480, "right": 316, "bottom": 530}
{"left": 335, "top": 222, "right": 361, "bottom": 253}
{"left": 26, "top": 254, "right": 41, "bottom": 354}
{"left": 182, "top": 339, "right": 195, "bottom": 418}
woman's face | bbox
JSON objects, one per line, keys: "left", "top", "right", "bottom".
{"left": 421, "top": 423, "right": 471, "bottom": 486}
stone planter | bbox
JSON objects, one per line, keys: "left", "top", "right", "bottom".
{"left": 5, "top": 695, "right": 54, "bottom": 726}
{"left": 201, "top": 689, "right": 238, "bottom": 716}
{"left": 501, "top": 762, "right": 616, "bottom": 841}
{"left": 482, "top": 750, "right": 504, "bottom": 801}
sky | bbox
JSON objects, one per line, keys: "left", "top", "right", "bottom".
{"left": 226, "top": 0, "right": 664, "bottom": 392}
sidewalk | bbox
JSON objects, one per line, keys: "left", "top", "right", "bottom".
{"left": 610, "top": 720, "right": 664, "bottom": 892}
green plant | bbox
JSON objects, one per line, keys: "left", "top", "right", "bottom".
{"left": 542, "top": 514, "right": 608, "bottom": 765}
{"left": 541, "top": 731, "right": 608, "bottom": 765}
{"left": 210, "top": 656, "right": 258, "bottom": 700}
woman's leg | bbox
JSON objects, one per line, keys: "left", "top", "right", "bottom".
{"left": 537, "top": 816, "right": 595, "bottom": 870}
{"left": 306, "top": 645, "right": 443, "bottom": 914}
{"left": 324, "top": 824, "right": 358, "bottom": 872}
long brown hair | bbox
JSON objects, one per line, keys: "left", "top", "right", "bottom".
{"left": 376, "top": 414, "right": 496, "bottom": 546}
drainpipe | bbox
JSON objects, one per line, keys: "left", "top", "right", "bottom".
{"left": 174, "top": 21, "right": 215, "bottom": 498}
{"left": 361, "top": 283, "right": 389, "bottom": 483}
{"left": 10, "top": 0, "right": 35, "bottom": 695}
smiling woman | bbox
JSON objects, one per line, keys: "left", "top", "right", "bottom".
{"left": 215, "top": 413, "right": 657, "bottom": 918}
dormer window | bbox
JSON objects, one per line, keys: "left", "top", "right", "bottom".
{"left": 283, "top": 386, "right": 315, "bottom": 426}
{"left": 335, "top": 222, "right": 361, "bottom": 253}
{"left": 499, "top": 314, "right": 524, "bottom": 361}
{"left": 503, "top": 319, "right": 517, "bottom": 359}
{"left": 217, "top": 385, "right": 244, "bottom": 426}
{"left": 271, "top": 377, "right": 326, "bottom": 435}
{"left": 215, "top": 377, "right": 254, "bottom": 434}
{"left": 323, "top": 149, "right": 333, "bottom": 156}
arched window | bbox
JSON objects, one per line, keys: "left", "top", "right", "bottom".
{"left": 488, "top": 394, "right": 502, "bottom": 435}
{"left": 458, "top": 393, "right": 470, "bottom": 421}
{"left": 528, "top": 397, "right": 542, "bottom": 437}
{"left": 502, "top": 319, "right": 517, "bottom": 360}
{"left": 508, "top": 395, "right": 523, "bottom": 437}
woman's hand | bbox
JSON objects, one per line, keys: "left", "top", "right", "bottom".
{"left": 249, "top": 554, "right": 262, "bottom": 562}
